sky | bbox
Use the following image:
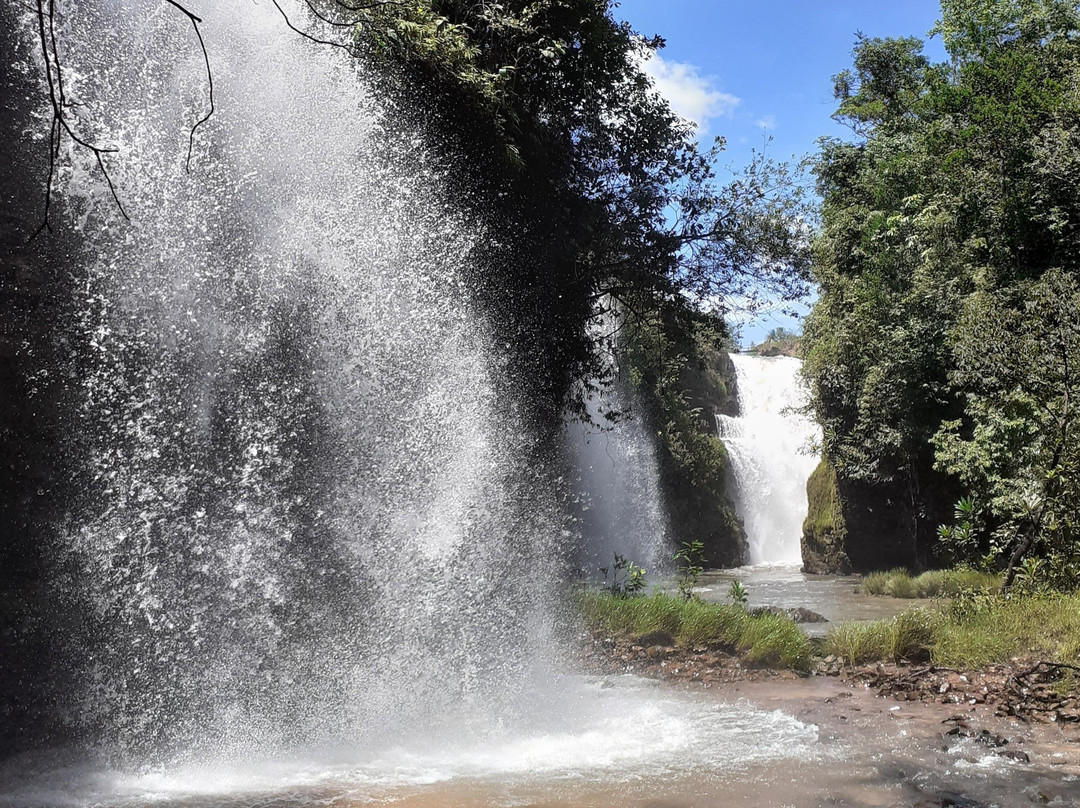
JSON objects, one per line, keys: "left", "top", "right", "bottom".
{"left": 616, "top": 0, "right": 948, "bottom": 345}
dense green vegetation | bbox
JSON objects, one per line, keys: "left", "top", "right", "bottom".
{"left": 332, "top": 0, "right": 809, "bottom": 413}
{"left": 747, "top": 326, "right": 802, "bottom": 357}
{"left": 802, "top": 0, "right": 1080, "bottom": 585}
{"left": 316, "top": 0, "right": 811, "bottom": 561}
{"left": 622, "top": 311, "right": 746, "bottom": 564}
{"left": 580, "top": 591, "right": 812, "bottom": 671}
{"left": 823, "top": 594, "right": 1080, "bottom": 668}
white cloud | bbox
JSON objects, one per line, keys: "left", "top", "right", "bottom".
{"left": 755, "top": 114, "right": 777, "bottom": 131}
{"left": 639, "top": 53, "right": 739, "bottom": 132}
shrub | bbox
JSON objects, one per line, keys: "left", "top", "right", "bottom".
{"left": 860, "top": 568, "right": 1000, "bottom": 598}
{"left": 825, "top": 594, "right": 1080, "bottom": 668}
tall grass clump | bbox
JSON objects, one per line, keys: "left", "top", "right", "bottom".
{"left": 934, "top": 593, "right": 1080, "bottom": 668}
{"left": 859, "top": 568, "right": 1000, "bottom": 598}
{"left": 825, "top": 593, "right": 1080, "bottom": 668}
{"left": 579, "top": 591, "right": 811, "bottom": 672}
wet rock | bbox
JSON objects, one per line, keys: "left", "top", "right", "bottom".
{"left": 995, "top": 748, "right": 1029, "bottom": 763}
{"left": 912, "top": 794, "right": 989, "bottom": 808}
{"left": 789, "top": 607, "right": 829, "bottom": 624}
{"left": 749, "top": 605, "right": 786, "bottom": 618}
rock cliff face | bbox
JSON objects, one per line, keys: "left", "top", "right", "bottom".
{"left": 801, "top": 461, "right": 850, "bottom": 574}
{"left": 802, "top": 459, "right": 937, "bottom": 574}
{"left": 0, "top": 6, "right": 71, "bottom": 754}
{"left": 655, "top": 343, "right": 748, "bottom": 568}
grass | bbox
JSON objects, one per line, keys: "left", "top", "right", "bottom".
{"left": 860, "top": 568, "right": 1000, "bottom": 598}
{"left": 823, "top": 593, "right": 1080, "bottom": 668}
{"left": 579, "top": 591, "right": 812, "bottom": 672}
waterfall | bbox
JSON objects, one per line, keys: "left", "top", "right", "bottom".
{"left": 566, "top": 305, "right": 671, "bottom": 578}
{"left": 717, "top": 354, "right": 819, "bottom": 565}
{"left": 24, "top": 0, "right": 565, "bottom": 762}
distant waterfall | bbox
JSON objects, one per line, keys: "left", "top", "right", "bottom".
{"left": 568, "top": 385, "right": 671, "bottom": 578}
{"left": 568, "top": 303, "right": 671, "bottom": 577}
{"left": 717, "top": 355, "right": 819, "bottom": 565}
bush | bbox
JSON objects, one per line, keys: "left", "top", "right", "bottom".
{"left": 822, "top": 620, "right": 893, "bottom": 665}
{"left": 825, "top": 593, "right": 1080, "bottom": 668}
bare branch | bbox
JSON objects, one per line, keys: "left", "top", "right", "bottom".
{"left": 163, "top": 0, "right": 215, "bottom": 171}
{"left": 32, "top": 0, "right": 129, "bottom": 238}
{"left": 270, "top": 0, "right": 356, "bottom": 53}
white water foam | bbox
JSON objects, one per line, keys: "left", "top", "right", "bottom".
{"left": 718, "top": 355, "right": 820, "bottom": 565}
{"left": 0, "top": 677, "right": 820, "bottom": 807}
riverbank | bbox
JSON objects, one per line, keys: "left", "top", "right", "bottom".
{"left": 577, "top": 629, "right": 1080, "bottom": 806}
{"left": 579, "top": 587, "right": 1080, "bottom": 724}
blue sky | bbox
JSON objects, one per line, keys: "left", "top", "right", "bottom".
{"left": 616, "top": 0, "right": 947, "bottom": 345}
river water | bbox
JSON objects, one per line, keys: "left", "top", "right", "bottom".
{"left": 5, "top": 673, "right": 1077, "bottom": 807}
{"left": 697, "top": 565, "right": 933, "bottom": 635}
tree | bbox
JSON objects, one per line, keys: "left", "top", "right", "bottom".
{"left": 803, "top": 0, "right": 1080, "bottom": 577}
{"left": 935, "top": 270, "right": 1080, "bottom": 590}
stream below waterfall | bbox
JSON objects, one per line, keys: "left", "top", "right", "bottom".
{"left": 4, "top": 673, "right": 1077, "bottom": 807}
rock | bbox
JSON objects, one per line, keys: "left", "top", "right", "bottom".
{"left": 789, "top": 607, "right": 829, "bottom": 623}
{"left": 749, "top": 606, "right": 786, "bottom": 618}
{"left": 913, "top": 793, "right": 990, "bottom": 807}
{"left": 634, "top": 630, "right": 674, "bottom": 647}
{"left": 995, "top": 749, "right": 1029, "bottom": 763}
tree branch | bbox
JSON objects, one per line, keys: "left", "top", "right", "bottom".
{"left": 163, "top": 0, "right": 214, "bottom": 171}
{"left": 32, "top": 0, "right": 127, "bottom": 238}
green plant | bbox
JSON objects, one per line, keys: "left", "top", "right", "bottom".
{"left": 578, "top": 591, "right": 811, "bottom": 672}
{"left": 600, "top": 553, "right": 647, "bottom": 598}
{"left": 728, "top": 579, "right": 748, "bottom": 608}
{"left": 673, "top": 540, "right": 705, "bottom": 600}
{"left": 937, "top": 497, "right": 980, "bottom": 565}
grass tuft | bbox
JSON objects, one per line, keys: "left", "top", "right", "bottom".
{"left": 824, "top": 593, "right": 1080, "bottom": 668}
{"left": 579, "top": 591, "right": 812, "bottom": 672}
{"left": 859, "top": 568, "right": 1000, "bottom": 598}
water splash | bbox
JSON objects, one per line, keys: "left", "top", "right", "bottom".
{"left": 717, "top": 354, "right": 819, "bottom": 565}
{"left": 31, "top": 0, "right": 563, "bottom": 762}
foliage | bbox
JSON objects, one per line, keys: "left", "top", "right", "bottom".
{"left": 748, "top": 326, "right": 802, "bottom": 357}
{"left": 824, "top": 593, "right": 1080, "bottom": 668}
{"left": 936, "top": 498, "right": 980, "bottom": 567}
{"left": 579, "top": 591, "right": 811, "bottom": 671}
{"left": 728, "top": 580, "right": 748, "bottom": 608}
{"left": 801, "top": 459, "right": 850, "bottom": 572}
{"left": 599, "top": 553, "right": 647, "bottom": 598}
{"left": 860, "top": 567, "right": 1000, "bottom": 598}
{"left": 329, "top": 0, "right": 811, "bottom": 423}
{"left": 620, "top": 307, "right": 746, "bottom": 563}
{"left": 672, "top": 540, "right": 705, "bottom": 600}
{"left": 933, "top": 269, "right": 1080, "bottom": 588}
{"left": 802, "top": 0, "right": 1080, "bottom": 579}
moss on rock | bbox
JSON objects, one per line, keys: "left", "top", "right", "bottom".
{"left": 801, "top": 460, "right": 851, "bottom": 574}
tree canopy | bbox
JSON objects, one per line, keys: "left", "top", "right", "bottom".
{"left": 803, "top": 0, "right": 1080, "bottom": 584}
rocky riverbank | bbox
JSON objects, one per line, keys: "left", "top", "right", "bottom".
{"left": 581, "top": 628, "right": 1080, "bottom": 729}
{"left": 578, "top": 629, "right": 1080, "bottom": 807}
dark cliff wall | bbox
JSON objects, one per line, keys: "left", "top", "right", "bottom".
{"left": 0, "top": 7, "right": 71, "bottom": 755}
{"left": 655, "top": 344, "right": 747, "bottom": 568}
{"left": 802, "top": 458, "right": 938, "bottom": 574}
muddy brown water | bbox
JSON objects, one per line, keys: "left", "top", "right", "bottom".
{"left": 5, "top": 674, "right": 1076, "bottom": 808}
